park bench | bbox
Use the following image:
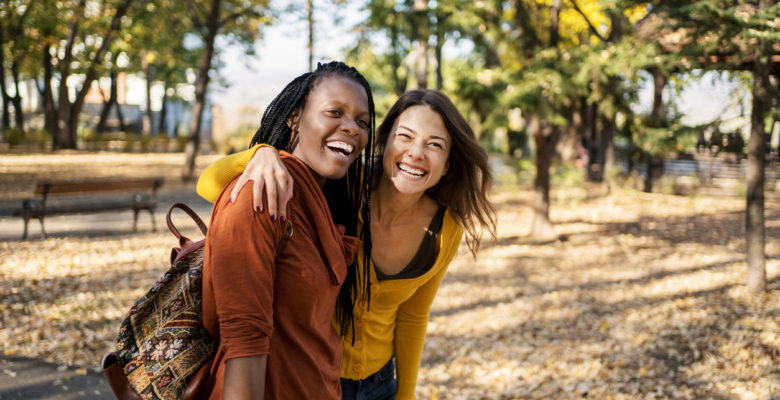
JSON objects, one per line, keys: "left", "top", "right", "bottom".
{"left": 13, "top": 178, "right": 164, "bottom": 239}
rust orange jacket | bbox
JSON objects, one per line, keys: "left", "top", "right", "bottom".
{"left": 201, "top": 151, "right": 359, "bottom": 399}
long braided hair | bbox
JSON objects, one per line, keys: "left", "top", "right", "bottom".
{"left": 249, "top": 61, "right": 375, "bottom": 342}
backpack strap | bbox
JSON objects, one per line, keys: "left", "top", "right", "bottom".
{"left": 167, "top": 203, "right": 208, "bottom": 247}
{"left": 167, "top": 202, "right": 291, "bottom": 258}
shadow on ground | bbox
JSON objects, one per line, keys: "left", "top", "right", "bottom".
{"left": 0, "top": 356, "right": 112, "bottom": 400}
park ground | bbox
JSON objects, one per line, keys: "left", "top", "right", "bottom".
{"left": 0, "top": 152, "right": 778, "bottom": 399}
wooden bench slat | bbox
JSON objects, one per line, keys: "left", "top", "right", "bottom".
{"left": 18, "top": 177, "right": 164, "bottom": 239}
{"left": 23, "top": 201, "right": 157, "bottom": 218}
{"left": 35, "top": 178, "right": 162, "bottom": 195}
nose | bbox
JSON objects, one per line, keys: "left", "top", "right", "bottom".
{"left": 342, "top": 119, "right": 361, "bottom": 136}
{"left": 406, "top": 140, "right": 426, "bottom": 160}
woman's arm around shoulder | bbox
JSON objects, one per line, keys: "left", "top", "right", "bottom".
{"left": 196, "top": 144, "right": 294, "bottom": 220}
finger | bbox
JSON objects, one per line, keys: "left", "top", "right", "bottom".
{"left": 252, "top": 177, "right": 265, "bottom": 212}
{"left": 274, "top": 171, "right": 289, "bottom": 221}
{"left": 231, "top": 176, "right": 248, "bottom": 204}
{"left": 280, "top": 175, "right": 294, "bottom": 222}
{"left": 265, "top": 175, "right": 278, "bottom": 220}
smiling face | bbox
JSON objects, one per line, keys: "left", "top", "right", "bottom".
{"left": 381, "top": 105, "right": 451, "bottom": 196}
{"left": 290, "top": 75, "right": 370, "bottom": 185}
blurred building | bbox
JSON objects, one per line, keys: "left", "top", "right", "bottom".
{"left": 9, "top": 72, "right": 218, "bottom": 145}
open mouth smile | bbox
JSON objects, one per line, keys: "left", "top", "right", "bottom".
{"left": 326, "top": 141, "right": 355, "bottom": 158}
{"left": 398, "top": 163, "right": 426, "bottom": 177}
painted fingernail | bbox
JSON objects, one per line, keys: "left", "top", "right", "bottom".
{"left": 280, "top": 216, "right": 286, "bottom": 223}
{"left": 230, "top": 197, "right": 234, "bottom": 203}
{"left": 271, "top": 215, "right": 276, "bottom": 221}
{"left": 255, "top": 206, "right": 261, "bottom": 212}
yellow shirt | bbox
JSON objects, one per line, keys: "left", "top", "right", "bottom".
{"left": 197, "top": 146, "right": 464, "bottom": 399}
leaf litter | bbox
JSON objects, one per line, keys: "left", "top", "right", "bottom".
{"left": 0, "top": 154, "right": 778, "bottom": 399}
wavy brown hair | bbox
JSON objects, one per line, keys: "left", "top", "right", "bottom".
{"left": 374, "top": 89, "right": 497, "bottom": 255}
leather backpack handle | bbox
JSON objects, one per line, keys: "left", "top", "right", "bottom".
{"left": 166, "top": 203, "right": 208, "bottom": 247}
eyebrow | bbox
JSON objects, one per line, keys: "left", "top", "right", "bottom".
{"left": 324, "top": 100, "right": 369, "bottom": 115}
{"left": 398, "top": 125, "right": 448, "bottom": 142}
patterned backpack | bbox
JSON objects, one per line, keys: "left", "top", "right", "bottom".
{"left": 102, "top": 203, "right": 216, "bottom": 400}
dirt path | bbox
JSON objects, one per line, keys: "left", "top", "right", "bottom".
{"left": 1, "top": 153, "right": 778, "bottom": 399}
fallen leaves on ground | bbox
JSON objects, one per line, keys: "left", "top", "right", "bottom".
{"left": 1, "top": 154, "right": 778, "bottom": 399}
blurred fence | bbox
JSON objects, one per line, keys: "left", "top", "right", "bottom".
{"left": 662, "top": 157, "right": 779, "bottom": 184}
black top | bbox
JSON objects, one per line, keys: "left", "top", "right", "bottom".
{"left": 375, "top": 206, "right": 447, "bottom": 281}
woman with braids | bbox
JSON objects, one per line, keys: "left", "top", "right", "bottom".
{"left": 201, "top": 61, "right": 376, "bottom": 399}
{"left": 198, "top": 89, "right": 497, "bottom": 400}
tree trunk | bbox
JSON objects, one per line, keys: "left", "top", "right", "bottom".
{"left": 434, "top": 11, "right": 445, "bottom": 90}
{"left": 513, "top": 0, "right": 541, "bottom": 57}
{"left": 411, "top": 0, "right": 429, "bottom": 89}
{"left": 595, "top": 126, "right": 607, "bottom": 182}
{"left": 41, "top": 45, "right": 56, "bottom": 135}
{"left": 96, "top": 70, "right": 126, "bottom": 132}
{"left": 142, "top": 53, "right": 153, "bottom": 135}
{"left": 550, "top": 0, "right": 562, "bottom": 47}
{"left": 53, "top": 0, "right": 132, "bottom": 149}
{"left": 53, "top": 0, "right": 85, "bottom": 149}
{"left": 645, "top": 68, "right": 668, "bottom": 192}
{"left": 651, "top": 68, "right": 666, "bottom": 122}
{"left": 63, "top": 0, "right": 134, "bottom": 148}
{"left": 55, "top": 76, "right": 73, "bottom": 149}
{"left": 389, "top": 16, "right": 406, "bottom": 95}
{"left": 644, "top": 154, "right": 654, "bottom": 193}
{"left": 529, "top": 114, "right": 557, "bottom": 241}
{"left": 183, "top": 0, "right": 221, "bottom": 180}
{"left": 625, "top": 117, "right": 634, "bottom": 174}
{"left": 586, "top": 102, "right": 602, "bottom": 181}
{"left": 158, "top": 81, "right": 169, "bottom": 134}
{"left": 96, "top": 68, "right": 118, "bottom": 133}
{"left": 602, "top": 116, "right": 615, "bottom": 189}
{"left": 556, "top": 104, "right": 581, "bottom": 163}
{"left": 745, "top": 44, "right": 769, "bottom": 294}
{"left": 10, "top": 59, "right": 24, "bottom": 134}
{"left": 0, "top": 19, "right": 10, "bottom": 131}
{"left": 307, "top": 0, "right": 314, "bottom": 72}
{"left": 96, "top": 100, "right": 112, "bottom": 133}
{"left": 115, "top": 73, "right": 126, "bottom": 130}
{"left": 643, "top": 154, "right": 664, "bottom": 193}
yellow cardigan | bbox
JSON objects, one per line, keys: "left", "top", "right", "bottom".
{"left": 197, "top": 146, "right": 464, "bottom": 399}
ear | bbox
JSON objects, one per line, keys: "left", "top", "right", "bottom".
{"left": 287, "top": 108, "right": 301, "bottom": 129}
{"left": 442, "top": 161, "right": 449, "bottom": 176}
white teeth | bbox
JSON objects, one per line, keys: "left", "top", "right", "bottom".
{"left": 326, "top": 141, "right": 354, "bottom": 154}
{"left": 398, "top": 164, "right": 425, "bottom": 176}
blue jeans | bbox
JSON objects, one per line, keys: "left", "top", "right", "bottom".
{"left": 341, "top": 358, "right": 397, "bottom": 400}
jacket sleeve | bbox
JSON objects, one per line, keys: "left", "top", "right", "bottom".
{"left": 393, "top": 221, "right": 464, "bottom": 399}
{"left": 196, "top": 144, "right": 267, "bottom": 202}
{"left": 205, "top": 179, "right": 283, "bottom": 360}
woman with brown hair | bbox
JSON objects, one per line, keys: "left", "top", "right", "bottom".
{"left": 198, "top": 89, "right": 496, "bottom": 399}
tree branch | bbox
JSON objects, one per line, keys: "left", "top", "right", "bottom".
{"left": 71, "top": 0, "right": 138, "bottom": 116}
{"left": 219, "top": 7, "right": 263, "bottom": 27}
{"left": 568, "top": 0, "right": 607, "bottom": 42}
{"left": 185, "top": 1, "right": 204, "bottom": 28}
{"left": 59, "top": 0, "right": 87, "bottom": 72}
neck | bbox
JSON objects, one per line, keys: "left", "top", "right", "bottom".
{"left": 312, "top": 171, "right": 326, "bottom": 187}
{"left": 372, "top": 176, "right": 427, "bottom": 224}
{"left": 290, "top": 150, "right": 326, "bottom": 187}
